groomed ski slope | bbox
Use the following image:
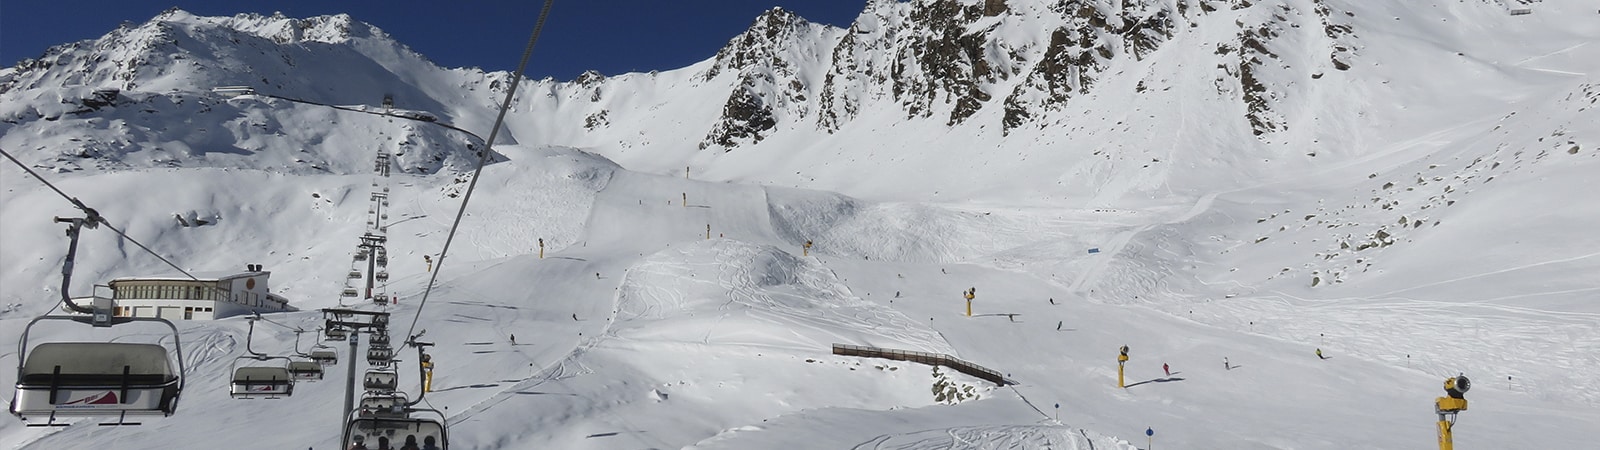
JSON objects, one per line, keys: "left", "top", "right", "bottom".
{"left": 2, "top": 142, "right": 1596, "bottom": 449}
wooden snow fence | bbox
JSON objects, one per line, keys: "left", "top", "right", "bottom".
{"left": 831, "top": 343, "right": 1012, "bottom": 387}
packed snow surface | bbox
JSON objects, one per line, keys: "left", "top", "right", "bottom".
{"left": 2, "top": 0, "right": 1598, "bottom": 448}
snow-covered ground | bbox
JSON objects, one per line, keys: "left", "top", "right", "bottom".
{"left": 2, "top": 0, "right": 1598, "bottom": 448}
{"left": 3, "top": 138, "right": 1595, "bottom": 448}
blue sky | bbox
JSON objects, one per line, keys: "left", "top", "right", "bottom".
{"left": 1, "top": 1, "right": 865, "bottom": 81}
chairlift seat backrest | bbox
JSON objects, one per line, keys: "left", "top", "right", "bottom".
{"left": 288, "top": 361, "right": 323, "bottom": 380}
{"left": 13, "top": 342, "right": 181, "bottom": 420}
{"left": 21, "top": 343, "right": 175, "bottom": 386}
{"left": 231, "top": 366, "right": 292, "bottom": 398}
{"left": 310, "top": 349, "right": 338, "bottom": 364}
{"left": 232, "top": 366, "right": 290, "bottom": 383}
{"left": 345, "top": 416, "right": 447, "bottom": 450}
{"left": 363, "top": 370, "right": 397, "bottom": 390}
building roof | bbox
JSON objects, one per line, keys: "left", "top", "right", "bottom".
{"left": 110, "top": 270, "right": 268, "bottom": 283}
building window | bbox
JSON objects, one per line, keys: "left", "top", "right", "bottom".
{"left": 183, "top": 307, "right": 193, "bottom": 320}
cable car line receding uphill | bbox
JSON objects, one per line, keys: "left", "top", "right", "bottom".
{"left": 353, "top": 3, "right": 552, "bottom": 448}
{"left": 401, "top": 0, "right": 555, "bottom": 342}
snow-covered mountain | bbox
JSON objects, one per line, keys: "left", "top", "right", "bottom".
{"left": 1, "top": 0, "right": 1597, "bottom": 448}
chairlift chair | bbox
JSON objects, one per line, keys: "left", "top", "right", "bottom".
{"left": 325, "top": 327, "right": 349, "bottom": 341}
{"left": 367, "top": 347, "right": 394, "bottom": 365}
{"left": 370, "top": 333, "right": 390, "bottom": 347}
{"left": 355, "top": 250, "right": 368, "bottom": 262}
{"left": 309, "top": 347, "right": 339, "bottom": 366}
{"left": 229, "top": 357, "right": 294, "bottom": 399}
{"left": 287, "top": 360, "right": 323, "bottom": 381}
{"left": 348, "top": 271, "right": 362, "bottom": 279}
{"left": 357, "top": 392, "right": 409, "bottom": 418}
{"left": 12, "top": 328, "right": 184, "bottom": 427}
{"left": 344, "top": 408, "right": 448, "bottom": 450}
{"left": 375, "top": 271, "right": 389, "bottom": 282}
{"left": 362, "top": 369, "right": 398, "bottom": 392}
{"left": 373, "top": 294, "right": 389, "bottom": 306}
{"left": 342, "top": 289, "right": 359, "bottom": 298}
{"left": 376, "top": 255, "right": 389, "bottom": 268}
{"left": 11, "top": 216, "right": 186, "bottom": 426}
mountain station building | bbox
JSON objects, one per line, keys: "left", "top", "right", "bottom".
{"left": 91, "top": 264, "right": 295, "bottom": 320}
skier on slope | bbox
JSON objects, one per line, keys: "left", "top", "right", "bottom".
{"left": 1163, "top": 363, "right": 1171, "bottom": 377}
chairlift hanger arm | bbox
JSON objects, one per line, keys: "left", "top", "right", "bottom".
{"left": 52, "top": 216, "right": 99, "bottom": 315}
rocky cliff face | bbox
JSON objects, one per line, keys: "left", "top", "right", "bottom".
{"left": 709, "top": 0, "right": 1369, "bottom": 143}
{"left": 2, "top": 0, "right": 1575, "bottom": 186}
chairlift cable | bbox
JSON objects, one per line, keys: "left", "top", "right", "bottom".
{"left": 0, "top": 146, "right": 201, "bottom": 282}
{"left": 404, "top": 0, "right": 556, "bottom": 341}
{"left": 251, "top": 312, "right": 303, "bottom": 333}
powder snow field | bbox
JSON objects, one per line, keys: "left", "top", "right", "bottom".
{"left": 2, "top": 140, "right": 1597, "bottom": 449}
{"left": 3, "top": 0, "right": 1600, "bottom": 448}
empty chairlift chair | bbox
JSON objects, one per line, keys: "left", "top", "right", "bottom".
{"left": 309, "top": 347, "right": 339, "bottom": 366}
{"left": 287, "top": 360, "right": 323, "bottom": 381}
{"left": 229, "top": 357, "right": 293, "bottom": 399}
{"left": 348, "top": 271, "right": 362, "bottom": 279}
{"left": 325, "top": 327, "right": 349, "bottom": 341}
{"left": 12, "top": 342, "right": 182, "bottom": 426}
{"left": 342, "top": 289, "right": 359, "bottom": 298}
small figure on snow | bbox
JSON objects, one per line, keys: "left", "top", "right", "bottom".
{"left": 1315, "top": 348, "right": 1324, "bottom": 359}
{"left": 1049, "top": 298, "right": 1055, "bottom": 305}
{"left": 1223, "top": 357, "right": 1230, "bottom": 370}
{"left": 510, "top": 334, "right": 516, "bottom": 345}
{"left": 572, "top": 313, "right": 579, "bottom": 321}
{"left": 1163, "top": 363, "right": 1171, "bottom": 377}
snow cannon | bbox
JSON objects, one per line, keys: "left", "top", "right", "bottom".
{"left": 1443, "top": 376, "right": 1470, "bottom": 400}
{"left": 1116, "top": 345, "right": 1129, "bottom": 388}
{"left": 1435, "top": 374, "right": 1469, "bottom": 450}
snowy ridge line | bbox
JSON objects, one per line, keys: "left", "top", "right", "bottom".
{"left": 253, "top": 93, "right": 486, "bottom": 144}
{"left": 831, "top": 343, "right": 1010, "bottom": 387}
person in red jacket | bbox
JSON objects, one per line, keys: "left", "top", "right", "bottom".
{"left": 1163, "top": 363, "right": 1170, "bottom": 377}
